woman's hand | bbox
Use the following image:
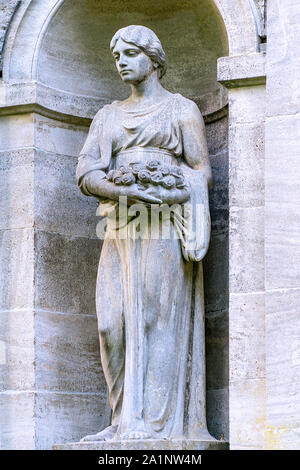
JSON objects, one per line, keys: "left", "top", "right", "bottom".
{"left": 83, "top": 173, "right": 190, "bottom": 206}
{"left": 157, "top": 185, "right": 191, "bottom": 205}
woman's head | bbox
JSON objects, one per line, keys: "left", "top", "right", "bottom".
{"left": 110, "top": 25, "right": 167, "bottom": 81}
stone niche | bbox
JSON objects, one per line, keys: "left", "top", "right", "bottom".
{"left": 0, "top": 0, "right": 229, "bottom": 449}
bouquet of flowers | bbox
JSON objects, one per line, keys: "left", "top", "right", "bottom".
{"left": 106, "top": 160, "right": 187, "bottom": 192}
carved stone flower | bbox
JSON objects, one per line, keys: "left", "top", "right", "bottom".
{"left": 119, "top": 165, "right": 131, "bottom": 174}
{"left": 170, "top": 166, "right": 183, "bottom": 177}
{"left": 150, "top": 171, "right": 163, "bottom": 185}
{"left": 146, "top": 160, "right": 160, "bottom": 171}
{"left": 161, "top": 166, "right": 170, "bottom": 176}
{"left": 122, "top": 172, "right": 136, "bottom": 185}
{"left": 162, "top": 175, "right": 176, "bottom": 189}
{"left": 113, "top": 170, "right": 123, "bottom": 185}
{"left": 130, "top": 162, "right": 143, "bottom": 176}
{"left": 175, "top": 176, "right": 186, "bottom": 189}
{"left": 137, "top": 169, "right": 151, "bottom": 184}
{"left": 107, "top": 170, "right": 115, "bottom": 182}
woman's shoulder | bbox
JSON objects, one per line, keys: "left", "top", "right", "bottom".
{"left": 173, "top": 93, "right": 200, "bottom": 110}
{"left": 172, "top": 93, "right": 203, "bottom": 122}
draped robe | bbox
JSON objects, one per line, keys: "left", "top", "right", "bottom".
{"left": 76, "top": 93, "right": 212, "bottom": 440}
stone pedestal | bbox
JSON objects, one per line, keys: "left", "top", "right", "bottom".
{"left": 54, "top": 439, "right": 228, "bottom": 451}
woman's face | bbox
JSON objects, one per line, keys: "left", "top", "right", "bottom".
{"left": 112, "top": 38, "right": 156, "bottom": 84}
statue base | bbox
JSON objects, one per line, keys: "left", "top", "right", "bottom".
{"left": 53, "top": 438, "right": 228, "bottom": 450}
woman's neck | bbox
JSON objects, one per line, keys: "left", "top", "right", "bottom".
{"left": 129, "top": 72, "right": 167, "bottom": 104}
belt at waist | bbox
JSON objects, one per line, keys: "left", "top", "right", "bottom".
{"left": 114, "top": 146, "right": 178, "bottom": 167}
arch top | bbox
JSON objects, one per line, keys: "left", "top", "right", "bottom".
{"left": 2, "top": 0, "right": 260, "bottom": 83}
{"left": 0, "top": 0, "right": 260, "bottom": 123}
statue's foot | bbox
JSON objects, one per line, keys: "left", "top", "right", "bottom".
{"left": 119, "top": 430, "right": 153, "bottom": 440}
{"left": 80, "top": 425, "right": 118, "bottom": 442}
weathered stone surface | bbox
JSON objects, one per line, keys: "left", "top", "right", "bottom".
{"left": 34, "top": 230, "right": 101, "bottom": 315}
{"left": 266, "top": 0, "right": 300, "bottom": 117}
{"left": 34, "top": 310, "right": 105, "bottom": 393}
{"left": 0, "top": 149, "right": 34, "bottom": 230}
{"left": 206, "top": 115, "right": 228, "bottom": 156}
{"left": 230, "top": 292, "right": 265, "bottom": 381}
{"left": 207, "top": 388, "right": 229, "bottom": 441}
{"left": 230, "top": 378, "right": 266, "bottom": 449}
{"left": 0, "top": 228, "right": 34, "bottom": 311}
{"left": 34, "top": 114, "right": 88, "bottom": 157}
{"left": 218, "top": 53, "right": 266, "bottom": 88}
{"left": 264, "top": 0, "right": 300, "bottom": 451}
{"left": 229, "top": 122, "right": 264, "bottom": 208}
{"left": 0, "top": 391, "right": 35, "bottom": 450}
{"left": 54, "top": 438, "right": 228, "bottom": 451}
{"left": 206, "top": 310, "right": 229, "bottom": 390}
{"left": 265, "top": 114, "right": 300, "bottom": 290}
{"left": 209, "top": 150, "right": 229, "bottom": 234}
{"left": 0, "top": 0, "right": 20, "bottom": 70}
{"left": 0, "top": 114, "right": 34, "bottom": 150}
{"left": 34, "top": 149, "right": 99, "bottom": 238}
{"left": 265, "top": 288, "right": 300, "bottom": 449}
{"left": 230, "top": 206, "right": 264, "bottom": 294}
{"left": 35, "top": 391, "right": 107, "bottom": 450}
{"left": 0, "top": 309, "right": 35, "bottom": 392}
{"left": 229, "top": 85, "right": 266, "bottom": 124}
{"left": 203, "top": 231, "right": 229, "bottom": 313}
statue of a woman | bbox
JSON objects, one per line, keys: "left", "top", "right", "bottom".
{"left": 77, "top": 25, "right": 213, "bottom": 443}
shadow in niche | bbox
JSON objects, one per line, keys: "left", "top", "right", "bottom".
{"left": 204, "top": 113, "right": 229, "bottom": 441}
{"left": 35, "top": 0, "right": 229, "bottom": 444}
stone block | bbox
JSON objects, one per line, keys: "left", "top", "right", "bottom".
{"left": 265, "top": 114, "right": 300, "bottom": 205}
{"left": 265, "top": 115, "right": 300, "bottom": 289}
{"left": 229, "top": 85, "right": 266, "bottom": 124}
{"left": 0, "top": 391, "right": 35, "bottom": 450}
{"left": 54, "top": 438, "right": 228, "bottom": 451}
{"left": 230, "top": 378, "right": 265, "bottom": 449}
{"left": 0, "top": 309, "right": 34, "bottom": 392}
{"left": 34, "top": 149, "right": 99, "bottom": 238}
{"left": 34, "top": 230, "right": 102, "bottom": 315}
{"left": 34, "top": 309, "right": 105, "bottom": 394}
{"left": 34, "top": 114, "right": 88, "bottom": 157}
{"left": 266, "top": 0, "right": 300, "bottom": 117}
{"left": 229, "top": 122, "right": 264, "bottom": 208}
{"left": 0, "top": 148, "right": 34, "bottom": 230}
{"left": 0, "top": 114, "right": 34, "bottom": 151}
{"left": 206, "top": 310, "right": 229, "bottom": 390}
{"left": 206, "top": 115, "right": 228, "bottom": 156}
{"left": 265, "top": 288, "right": 300, "bottom": 449}
{"left": 218, "top": 53, "right": 266, "bottom": 88}
{"left": 0, "top": 228, "right": 34, "bottom": 310}
{"left": 230, "top": 292, "right": 265, "bottom": 381}
{"left": 203, "top": 231, "right": 229, "bottom": 313}
{"left": 209, "top": 149, "right": 229, "bottom": 234}
{"left": 35, "top": 391, "right": 107, "bottom": 450}
{"left": 229, "top": 206, "right": 264, "bottom": 294}
{"left": 206, "top": 387, "right": 229, "bottom": 441}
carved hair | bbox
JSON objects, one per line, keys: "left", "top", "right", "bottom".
{"left": 110, "top": 25, "right": 167, "bottom": 79}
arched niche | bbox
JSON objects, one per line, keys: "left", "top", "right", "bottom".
{"left": 3, "top": 0, "right": 259, "bottom": 119}
{"left": 35, "top": 0, "right": 228, "bottom": 116}
{"left": 0, "top": 0, "right": 261, "bottom": 447}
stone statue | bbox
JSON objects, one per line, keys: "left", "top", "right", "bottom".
{"left": 76, "top": 25, "right": 213, "bottom": 444}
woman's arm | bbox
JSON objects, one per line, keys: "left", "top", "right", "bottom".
{"left": 179, "top": 98, "right": 212, "bottom": 187}
{"left": 179, "top": 98, "right": 212, "bottom": 262}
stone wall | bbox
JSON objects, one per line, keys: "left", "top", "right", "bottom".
{"left": 0, "top": 0, "right": 20, "bottom": 71}
{"left": 2, "top": 0, "right": 300, "bottom": 452}
{"left": 264, "top": 0, "right": 300, "bottom": 450}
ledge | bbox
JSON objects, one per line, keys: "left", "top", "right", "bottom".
{"left": 54, "top": 438, "right": 229, "bottom": 450}
{"left": 217, "top": 52, "right": 266, "bottom": 88}
{"left": 0, "top": 81, "right": 227, "bottom": 126}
